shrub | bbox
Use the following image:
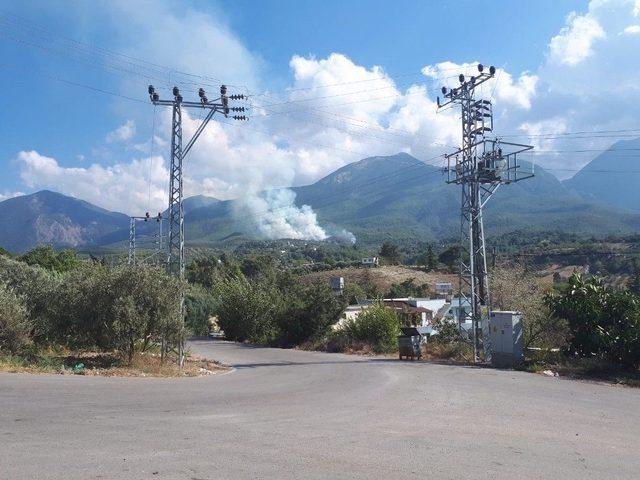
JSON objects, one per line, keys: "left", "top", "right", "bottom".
{"left": 430, "top": 318, "right": 461, "bottom": 344}
{"left": 185, "top": 285, "right": 219, "bottom": 336}
{"left": 0, "top": 255, "right": 59, "bottom": 343}
{"left": 385, "top": 278, "right": 431, "bottom": 299}
{"left": 215, "top": 276, "right": 280, "bottom": 344}
{"left": 19, "top": 245, "right": 81, "bottom": 273}
{"left": 340, "top": 303, "right": 400, "bottom": 353}
{"left": 547, "top": 273, "right": 640, "bottom": 369}
{"left": 0, "top": 283, "right": 30, "bottom": 354}
{"left": 104, "top": 266, "right": 184, "bottom": 363}
{"left": 275, "top": 284, "right": 346, "bottom": 348}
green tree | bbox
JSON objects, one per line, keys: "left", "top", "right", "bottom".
{"left": 19, "top": 245, "right": 80, "bottom": 273}
{"left": 275, "top": 283, "right": 346, "bottom": 348}
{"left": 386, "top": 278, "right": 431, "bottom": 299}
{"left": 187, "top": 255, "right": 242, "bottom": 288}
{"left": 185, "top": 285, "right": 219, "bottom": 336}
{"left": 438, "top": 245, "right": 461, "bottom": 271}
{"left": 341, "top": 302, "right": 400, "bottom": 353}
{"left": 547, "top": 273, "right": 640, "bottom": 368}
{"left": 214, "top": 275, "right": 280, "bottom": 344}
{"left": 103, "top": 266, "right": 184, "bottom": 364}
{"left": 417, "top": 244, "right": 437, "bottom": 271}
{"left": 240, "top": 255, "right": 276, "bottom": 279}
{"left": 46, "top": 265, "right": 183, "bottom": 362}
{"left": 547, "top": 274, "right": 607, "bottom": 357}
{"left": 629, "top": 259, "right": 640, "bottom": 295}
{"left": 0, "top": 255, "right": 59, "bottom": 344}
{"left": 0, "top": 283, "right": 30, "bottom": 354}
{"left": 186, "top": 256, "right": 220, "bottom": 288}
{"left": 379, "top": 241, "right": 401, "bottom": 265}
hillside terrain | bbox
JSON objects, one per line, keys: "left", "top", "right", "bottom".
{"left": 178, "top": 151, "right": 640, "bottom": 246}
{"left": 300, "top": 265, "right": 457, "bottom": 294}
{"left": 0, "top": 190, "right": 129, "bottom": 253}
{"left": 2, "top": 145, "right": 640, "bottom": 252}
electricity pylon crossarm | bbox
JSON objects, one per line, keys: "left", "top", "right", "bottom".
{"left": 437, "top": 64, "right": 534, "bottom": 362}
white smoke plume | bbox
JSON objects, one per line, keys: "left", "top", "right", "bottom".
{"left": 329, "top": 228, "right": 357, "bottom": 244}
{"left": 236, "top": 189, "right": 330, "bottom": 241}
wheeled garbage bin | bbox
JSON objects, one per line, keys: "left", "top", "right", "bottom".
{"left": 398, "top": 327, "right": 423, "bottom": 360}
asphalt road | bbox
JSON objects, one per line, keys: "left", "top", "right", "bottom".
{"left": 1, "top": 340, "right": 639, "bottom": 479}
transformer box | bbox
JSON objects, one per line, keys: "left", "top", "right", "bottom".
{"left": 488, "top": 311, "right": 524, "bottom": 367}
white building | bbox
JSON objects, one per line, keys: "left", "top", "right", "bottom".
{"left": 361, "top": 257, "right": 379, "bottom": 267}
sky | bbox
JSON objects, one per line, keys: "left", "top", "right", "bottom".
{"left": 1, "top": 0, "right": 640, "bottom": 233}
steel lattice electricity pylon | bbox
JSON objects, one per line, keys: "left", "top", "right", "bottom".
{"left": 437, "top": 64, "right": 534, "bottom": 362}
{"left": 128, "top": 212, "right": 165, "bottom": 266}
{"left": 148, "top": 84, "right": 247, "bottom": 366}
{"left": 148, "top": 84, "right": 247, "bottom": 278}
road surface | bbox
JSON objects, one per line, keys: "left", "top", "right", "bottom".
{"left": 1, "top": 340, "right": 638, "bottom": 479}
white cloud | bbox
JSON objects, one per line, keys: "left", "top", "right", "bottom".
{"left": 622, "top": 24, "right": 640, "bottom": 34}
{"left": 517, "top": 118, "right": 569, "bottom": 166}
{"left": 106, "top": 119, "right": 136, "bottom": 143}
{"left": 131, "top": 135, "right": 168, "bottom": 154}
{"left": 0, "top": 191, "right": 24, "bottom": 202}
{"left": 105, "top": 0, "right": 261, "bottom": 91}
{"left": 549, "top": 12, "right": 606, "bottom": 66}
{"left": 17, "top": 150, "right": 167, "bottom": 215}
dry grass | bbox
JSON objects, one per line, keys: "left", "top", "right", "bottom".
{"left": 421, "top": 341, "right": 474, "bottom": 364}
{"left": 300, "top": 265, "right": 457, "bottom": 293}
{"left": 0, "top": 349, "right": 228, "bottom": 377}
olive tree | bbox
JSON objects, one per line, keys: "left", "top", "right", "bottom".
{"left": 0, "top": 256, "right": 60, "bottom": 343}
{"left": 214, "top": 275, "right": 281, "bottom": 344}
{"left": 0, "top": 283, "right": 30, "bottom": 354}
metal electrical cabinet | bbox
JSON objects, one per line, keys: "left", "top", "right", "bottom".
{"left": 488, "top": 311, "right": 524, "bottom": 367}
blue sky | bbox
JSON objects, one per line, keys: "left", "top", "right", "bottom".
{"left": 1, "top": 0, "right": 639, "bottom": 220}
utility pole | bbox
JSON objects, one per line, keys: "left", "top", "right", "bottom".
{"left": 148, "top": 84, "right": 247, "bottom": 365}
{"left": 437, "top": 64, "right": 533, "bottom": 362}
{"left": 148, "top": 84, "right": 247, "bottom": 277}
{"left": 128, "top": 212, "right": 164, "bottom": 266}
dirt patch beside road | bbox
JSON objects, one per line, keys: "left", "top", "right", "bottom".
{"left": 0, "top": 350, "right": 228, "bottom": 377}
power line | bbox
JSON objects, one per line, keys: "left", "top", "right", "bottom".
{"left": 0, "top": 12, "right": 476, "bottom": 100}
{"left": 499, "top": 127, "right": 640, "bottom": 139}
{"left": 6, "top": 63, "right": 638, "bottom": 176}
{"left": 4, "top": 61, "right": 638, "bottom": 172}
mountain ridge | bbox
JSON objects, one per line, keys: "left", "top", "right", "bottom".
{"left": 2, "top": 150, "right": 640, "bottom": 252}
{"left": 563, "top": 137, "right": 640, "bottom": 212}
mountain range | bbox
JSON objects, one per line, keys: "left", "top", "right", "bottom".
{"left": 1, "top": 140, "right": 639, "bottom": 253}
{"left": 563, "top": 137, "right": 640, "bottom": 212}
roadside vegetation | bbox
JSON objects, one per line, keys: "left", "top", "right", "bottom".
{"left": 2, "top": 237, "right": 640, "bottom": 384}
{"left": 324, "top": 303, "right": 401, "bottom": 354}
{"left": 0, "top": 252, "right": 220, "bottom": 376}
{"left": 490, "top": 263, "right": 640, "bottom": 384}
